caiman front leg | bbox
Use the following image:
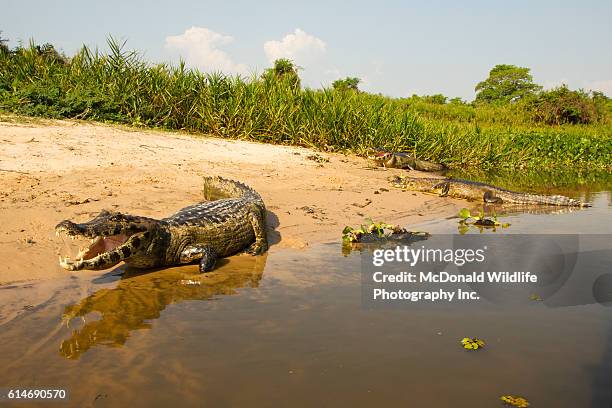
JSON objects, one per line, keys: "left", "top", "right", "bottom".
{"left": 435, "top": 181, "right": 451, "bottom": 197}
{"left": 246, "top": 205, "right": 268, "bottom": 255}
{"left": 180, "top": 244, "right": 218, "bottom": 272}
{"left": 483, "top": 190, "right": 503, "bottom": 204}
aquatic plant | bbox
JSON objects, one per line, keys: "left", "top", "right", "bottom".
{"left": 500, "top": 395, "right": 530, "bottom": 407}
{"left": 342, "top": 219, "right": 403, "bottom": 243}
{"left": 457, "top": 208, "right": 510, "bottom": 234}
{"left": 460, "top": 337, "right": 486, "bottom": 350}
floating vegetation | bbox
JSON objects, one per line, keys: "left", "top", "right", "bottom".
{"left": 458, "top": 208, "right": 511, "bottom": 234}
{"left": 460, "top": 337, "right": 486, "bottom": 350}
{"left": 529, "top": 294, "right": 543, "bottom": 301}
{"left": 341, "top": 220, "right": 430, "bottom": 256}
{"left": 342, "top": 219, "right": 407, "bottom": 243}
{"left": 500, "top": 395, "right": 530, "bottom": 407}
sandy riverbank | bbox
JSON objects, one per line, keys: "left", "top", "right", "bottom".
{"left": 0, "top": 116, "right": 462, "bottom": 285}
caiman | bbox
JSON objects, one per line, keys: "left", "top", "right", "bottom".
{"left": 390, "top": 175, "right": 591, "bottom": 207}
{"left": 368, "top": 148, "right": 446, "bottom": 172}
{"left": 55, "top": 176, "right": 268, "bottom": 273}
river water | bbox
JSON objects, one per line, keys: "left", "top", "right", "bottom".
{"left": 0, "top": 173, "right": 611, "bottom": 407}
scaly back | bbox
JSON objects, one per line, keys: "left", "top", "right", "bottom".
{"left": 202, "top": 176, "right": 263, "bottom": 203}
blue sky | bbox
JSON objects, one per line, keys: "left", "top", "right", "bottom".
{"left": 3, "top": 0, "right": 611, "bottom": 99}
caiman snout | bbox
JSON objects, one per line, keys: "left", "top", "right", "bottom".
{"left": 55, "top": 210, "right": 159, "bottom": 271}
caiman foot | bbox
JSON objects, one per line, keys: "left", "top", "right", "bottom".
{"left": 199, "top": 250, "right": 217, "bottom": 273}
{"left": 246, "top": 240, "right": 268, "bottom": 255}
{"left": 180, "top": 244, "right": 218, "bottom": 273}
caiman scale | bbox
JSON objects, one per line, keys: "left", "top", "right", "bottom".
{"left": 390, "top": 175, "right": 591, "bottom": 207}
{"left": 55, "top": 176, "right": 268, "bottom": 273}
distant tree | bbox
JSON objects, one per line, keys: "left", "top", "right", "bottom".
{"left": 0, "top": 31, "right": 9, "bottom": 55}
{"left": 592, "top": 90, "right": 612, "bottom": 119}
{"left": 262, "top": 58, "right": 301, "bottom": 90}
{"left": 475, "top": 64, "right": 542, "bottom": 104}
{"left": 449, "top": 97, "right": 466, "bottom": 105}
{"left": 35, "top": 43, "right": 68, "bottom": 64}
{"left": 332, "top": 77, "right": 361, "bottom": 92}
{"left": 421, "top": 94, "right": 447, "bottom": 104}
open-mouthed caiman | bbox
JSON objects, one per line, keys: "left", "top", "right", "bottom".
{"left": 55, "top": 176, "right": 268, "bottom": 273}
{"left": 390, "top": 175, "right": 591, "bottom": 207}
{"left": 368, "top": 148, "right": 446, "bottom": 172}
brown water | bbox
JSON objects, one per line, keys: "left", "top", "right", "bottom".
{"left": 1, "top": 179, "right": 612, "bottom": 407}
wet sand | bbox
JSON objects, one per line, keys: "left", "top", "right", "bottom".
{"left": 0, "top": 115, "right": 461, "bottom": 287}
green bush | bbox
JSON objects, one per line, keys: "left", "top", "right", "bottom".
{"left": 332, "top": 77, "right": 361, "bottom": 92}
{"left": 529, "top": 85, "right": 600, "bottom": 125}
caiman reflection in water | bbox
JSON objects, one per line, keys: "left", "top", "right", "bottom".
{"left": 59, "top": 254, "right": 267, "bottom": 359}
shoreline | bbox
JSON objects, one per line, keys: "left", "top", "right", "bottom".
{"left": 0, "top": 118, "right": 463, "bottom": 286}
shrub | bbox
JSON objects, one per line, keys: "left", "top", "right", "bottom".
{"left": 421, "top": 94, "right": 447, "bottom": 104}
{"left": 529, "top": 85, "right": 599, "bottom": 125}
{"left": 332, "top": 77, "right": 361, "bottom": 92}
{"left": 261, "top": 58, "right": 301, "bottom": 91}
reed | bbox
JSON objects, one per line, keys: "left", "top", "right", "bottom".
{"left": 1, "top": 39, "right": 610, "bottom": 170}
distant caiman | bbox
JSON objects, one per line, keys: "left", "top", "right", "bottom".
{"left": 368, "top": 148, "right": 446, "bottom": 172}
{"left": 390, "top": 175, "right": 591, "bottom": 207}
{"left": 55, "top": 176, "right": 268, "bottom": 273}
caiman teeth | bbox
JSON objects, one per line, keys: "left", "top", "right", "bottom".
{"left": 59, "top": 256, "right": 73, "bottom": 266}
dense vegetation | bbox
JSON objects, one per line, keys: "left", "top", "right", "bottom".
{"left": 0, "top": 37, "right": 610, "bottom": 171}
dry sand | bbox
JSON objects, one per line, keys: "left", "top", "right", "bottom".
{"left": 0, "top": 116, "right": 461, "bottom": 286}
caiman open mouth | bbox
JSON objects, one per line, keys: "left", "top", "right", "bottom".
{"left": 56, "top": 229, "right": 131, "bottom": 270}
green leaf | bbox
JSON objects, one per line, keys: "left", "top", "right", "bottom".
{"left": 342, "top": 226, "right": 353, "bottom": 234}
{"left": 458, "top": 208, "right": 471, "bottom": 219}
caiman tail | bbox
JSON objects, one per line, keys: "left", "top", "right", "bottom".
{"left": 503, "top": 192, "right": 586, "bottom": 207}
{"left": 203, "top": 176, "right": 263, "bottom": 202}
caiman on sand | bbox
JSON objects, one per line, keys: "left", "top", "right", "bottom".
{"left": 390, "top": 175, "right": 591, "bottom": 207}
{"left": 55, "top": 176, "right": 268, "bottom": 273}
{"left": 368, "top": 148, "right": 446, "bottom": 172}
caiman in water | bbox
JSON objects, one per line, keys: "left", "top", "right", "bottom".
{"left": 390, "top": 175, "right": 591, "bottom": 207}
{"left": 368, "top": 148, "right": 446, "bottom": 172}
{"left": 55, "top": 176, "right": 268, "bottom": 273}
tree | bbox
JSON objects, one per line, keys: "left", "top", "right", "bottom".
{"left": 261, "top": 58, "right": 301, "bottom": 90}
{"left": 332, "top": 77, "right": 361, "bottom": 92}
{"left": 0, "top": 31, "right": 9, "bottom": 55}
{"left": 421, "top": 94, "right": 447, "bottom": 104}
{"left": 449, "top": 97, "right": 466, "bottom": 105}
{"left": 475, "top": 64, "right": 542, "bottom": 103}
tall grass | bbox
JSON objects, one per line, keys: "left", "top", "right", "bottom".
{"left": 1, "top": 39, "right": 610, "bottom": 171}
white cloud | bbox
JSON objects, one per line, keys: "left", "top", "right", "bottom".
{"left": 263, "top": 29, "right": 326, "bottom": 64}
{"left": 165, "top": 26, "right": 248, "bottom": 75}
{"left": 585, "top": 79, "right": 612, "bottom": 96}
